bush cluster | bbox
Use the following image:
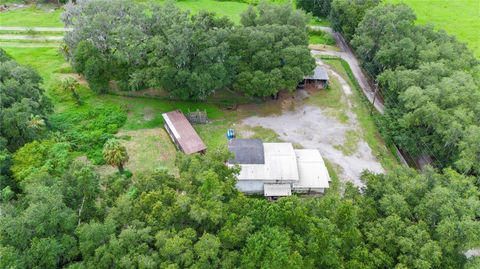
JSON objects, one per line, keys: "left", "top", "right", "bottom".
{"left": 49, "top": 105, "right": 127, "bottom": 164}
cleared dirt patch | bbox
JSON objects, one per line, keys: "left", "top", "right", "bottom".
{"left": 241, "top": 63, "right": 385, "bottom": 187}
{"left": 242, "top": 106, "right": 383, "bottom": 187}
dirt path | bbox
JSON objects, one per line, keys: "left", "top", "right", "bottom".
{"left": 309, "top": 26, "right": 384, "bottom": 114}
{"left": 241, "top": 63, "right": 384, "bottom": 187}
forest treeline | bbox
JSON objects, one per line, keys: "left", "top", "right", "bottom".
{"left": 298, "top": 0, "right": 480, "bottom": 176}
{"left": 62, "top": 0, "right": 315, "bottom": 100}
{"left": 2, "top": 143, "right": 480, "bottom": 268}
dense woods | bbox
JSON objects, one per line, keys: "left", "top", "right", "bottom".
{"left": 299, "top": 0, "right": 480, "bottom": 176}
{"left": 63, "top": 0, "right": 315, "bottom": 100}
{"left": 1, "top": 146, "right": 479, "bottom": 268}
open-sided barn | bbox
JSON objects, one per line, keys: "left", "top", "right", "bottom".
{"left": 162, "top": 110, "right": 206, "bottom": 155}
{"left": 303, "top": 65, "right": 329, "bottom": 89}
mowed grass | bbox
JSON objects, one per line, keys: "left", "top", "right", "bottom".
{"left": 149, "top": 0, "right": 250, "bottom": 24}
{"left": 308, "top": 29, "right": 336, "bottom": 45}
{"left": 387, "top": 0, "right": 480, "bottom": 58}
{"left": 0, "top": 1, "right": 250, "bottom": 27}
{"left": 0, "top": 5, "right": 64, "bottom": 27}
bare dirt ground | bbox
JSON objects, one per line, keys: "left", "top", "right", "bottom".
{"left": 241, "top": 63, "right": 384, "bottom": 187}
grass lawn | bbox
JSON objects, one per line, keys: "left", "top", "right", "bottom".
{"left": 0, "top": 1, "right": 250, "bottom": 27}
{"left": 0, "top": 5, "right": 64, "bottom": 27}
{"left": 308, "top": 29, "right": 336, "bottom": 46}
{"left": 150, "top": 0, "right": 250, "bottom": 24}
{"left": 387, "top": 0, "right": 480, "bottom": 58}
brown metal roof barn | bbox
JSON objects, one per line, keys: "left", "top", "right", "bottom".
{"left": 162, "top": 110, "right": 206, "bottom": 155}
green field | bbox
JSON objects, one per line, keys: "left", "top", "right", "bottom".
{"left": 0, "top": 5, "right": 64, "bottom": 27}
{"left": 0, "top": 0, "right": 251, "bottom": 27}
{"left": 387, "top": 0, "right": 480, "bottom": 58}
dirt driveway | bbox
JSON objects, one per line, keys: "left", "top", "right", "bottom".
{"left": 241, "top": 63, "right": 384, "bottom": 187}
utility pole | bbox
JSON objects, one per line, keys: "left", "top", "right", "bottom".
{"left": 371, "top": 82, "right": 378, "bottom": 115}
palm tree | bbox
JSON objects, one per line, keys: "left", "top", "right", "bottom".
{"left": 102, "top": 139, "right": 129, "bottom": 173}
{"left": 61, "top": 78, "right": 82, "bottom": 105}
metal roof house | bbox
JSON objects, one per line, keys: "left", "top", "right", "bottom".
{"left": 303, "top": 66, "right": 329, "bottom": 89}
{"left": 162, "top": 110, "right": 206, "bottom": 155}
{"left": 228, "top": 139, "right": 330, "bottom": 197}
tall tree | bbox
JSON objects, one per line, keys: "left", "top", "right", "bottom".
{"left": 231, "top": 1, "right": 315, "bottom": 97}
{"left": 0, "top": 49, "right": 52, "bottom": 151}
{"left": 330, "top": 0, "right": 380, "bottom": 42}
{"left": 297, "top": 0, "right": 333, "bottom": 18}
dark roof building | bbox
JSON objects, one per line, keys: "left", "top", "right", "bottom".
{"left": 228, "top": 139, "right": 264, "bottom": 164}
{"left": 162, "top": 110, "right": 206, "bottom": 155}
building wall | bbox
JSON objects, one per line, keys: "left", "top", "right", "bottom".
{"left": 236, "top": 180, "right": 264, "bottom": 194}
{"left": 292, "top": 187, "right": 325, "bottom": 194}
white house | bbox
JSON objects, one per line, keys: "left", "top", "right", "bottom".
{"left": 228, "top": 139, "right": 330, "bottom": 197}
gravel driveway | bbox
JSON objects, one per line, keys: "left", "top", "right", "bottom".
{"left": 241, "top": 63, "right": 384, "bottom": 187}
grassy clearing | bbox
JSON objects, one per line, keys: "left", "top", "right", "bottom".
{"left": 150, "top": 0, "right": 250, "bottom": 24}
{"left": 333, "top": 130, "right": 361, "bottom": 156}
{"left": 306, "top": 75, "right": 349, "bottom": 123}
{"left": 308, "top": 29, "right": 336, "bottom": 45}
{"left": 3, "top": 47, "right": 66, "bottom": 88}
{"left": 321, "top": 57, "right": 399, "bottom": 171}
{"left": 387, "top": 0, "right": 480, "bottom": 58}
{"left": 117, "top": 128, "right": 178, "bottom": 174}
{"left": 0, "top": 1, "right": 250, "bottom": 27}
{"left": 0, "top": 5, "right": 64, "bottom": 27}
{"left": 323, "top": 158, "right": 341, "bottom": 193}
{"left": 4, "top": 46, "right": 287, "bottom": 173}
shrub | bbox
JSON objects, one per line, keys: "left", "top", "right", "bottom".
{"left": 49, "top": 105, "right": 127, "bottom": 164}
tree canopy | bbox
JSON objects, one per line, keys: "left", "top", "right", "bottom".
{"left": 0, "top": 49, "right": 52, "bottom": 152}
{"left": 63, "top": 0, "right": 314, "bottom": 100}
{"left": 1, "top": 147, "right": 479, "bottom": 268}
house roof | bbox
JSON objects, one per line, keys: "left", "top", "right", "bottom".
{"left": 162, "top": 110, "right": 206, "bottom": 155}
{"left": 293, "top": 149, "right": 330, "bottom": 189}
{"left": 264, "top": 183, "right": 292, "bottom": 197}
{"left": 232, "top": 143, "right": 299, "bottom": 182}
{"left": 304, "top": 66, "right": 329, "bottom": 81}
{"left": 228, "top": 139, "right": 264, "bottom": 164}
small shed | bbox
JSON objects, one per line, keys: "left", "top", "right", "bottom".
{"left": 303, "top": 66, "right": 329, "bottom": 89}
{"left": 162, "top": 110, "right": 206, "bottom": 155}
